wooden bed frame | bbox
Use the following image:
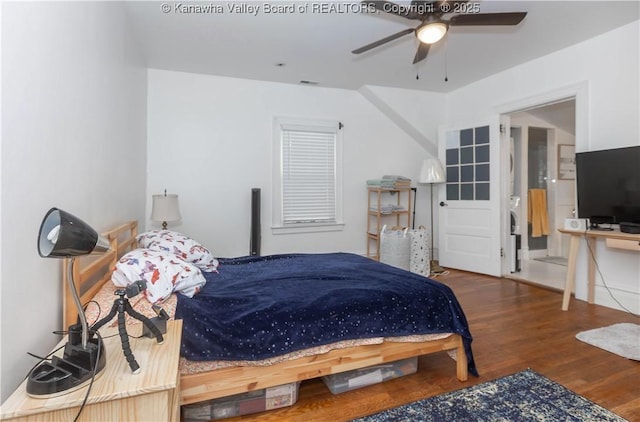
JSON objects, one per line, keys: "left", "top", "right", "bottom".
{"left": 63, "top": 221, "right": 468, "bottom": 406}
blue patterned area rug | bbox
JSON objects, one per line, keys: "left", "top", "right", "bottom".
{"left": 352, "top": 369, "right": 627, "bottom": 421}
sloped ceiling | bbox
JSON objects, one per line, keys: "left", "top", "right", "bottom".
{"left": 123, "top": 1, "right": 639, "bottom": 92}
{"left": 525, "top": 100, "right": 576, "bottom": 135}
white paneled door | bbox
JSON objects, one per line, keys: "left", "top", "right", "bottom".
{"left": 437, "top": 117, "right": 503, "bottom": 276}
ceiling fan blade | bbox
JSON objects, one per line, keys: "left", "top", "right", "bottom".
{"left": 449, "top": 12, "right": 527, "bottom": 26}
{"left": 352, "top": 28, "right": 415, "bottom": 54}
{"left": 367, "top": 1, "right": 420, "bottom": 20}
{"left": 412, "top": 42, "right": 431, "bottom": 64}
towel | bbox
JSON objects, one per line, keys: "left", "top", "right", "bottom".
{"left": 367, "top": 179, "right": 396, "bottom": 188}
{"left": 528, "top": 189, "right": 549, "bottom": 237}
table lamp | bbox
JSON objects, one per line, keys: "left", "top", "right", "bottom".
{"left": 151, "top": 190, "right": 181, "bottom": 230}
{"left": 419, "top": 158, "right": 446, "bottom": 274}
{"left": 27, "top": 208, "right": 110, "bottom": 397}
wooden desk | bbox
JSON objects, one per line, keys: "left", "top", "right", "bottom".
{"left": 1, "top": 320, "right": 182, "bottom": 422}
{"left": 559, "top": 228, "right": 640, "bottom": 310}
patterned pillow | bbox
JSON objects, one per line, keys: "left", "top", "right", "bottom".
{"left": 136, "top": 230, "right": 219, "bottom": 272}
{"left": 112, "top": 249, "right": 207, "bottom": 303}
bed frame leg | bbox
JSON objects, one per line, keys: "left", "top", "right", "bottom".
{"left": 456, "top": 335, "right": 468, "bottom": 381}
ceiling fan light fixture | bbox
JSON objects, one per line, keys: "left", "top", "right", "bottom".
{"left": 416, "top": 22, "right": 447, "bottom": 44}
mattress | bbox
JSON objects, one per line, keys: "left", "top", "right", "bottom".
{"left": 86, "top": 281, "right": 452, "bottom": 375}
{"left": 86, "top": 253, "right": 476, "bottom": 376}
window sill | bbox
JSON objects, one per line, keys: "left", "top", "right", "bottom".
{"left": 271, "top": 222, "right": 345, "bottom": 235}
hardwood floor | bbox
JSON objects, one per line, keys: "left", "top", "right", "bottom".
{"left": 216, "top": 270, "right": 640, "bottom": 422}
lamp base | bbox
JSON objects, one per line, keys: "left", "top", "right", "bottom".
{"left": 26, "top": 326, "right": 106, "bottom": 398}
{"left": 430, "top": 259, "right": 446, "bottom": 274}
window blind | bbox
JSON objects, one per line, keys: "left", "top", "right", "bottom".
{"left": 281, "top": 126, "right": 337, "bottom": 225}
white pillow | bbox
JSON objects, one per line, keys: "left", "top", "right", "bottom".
{"left": 112, "top": 249, "right": 206, "bottom": 303}
{"left": 136, "top": 230, "right": 219, "bottom": 272}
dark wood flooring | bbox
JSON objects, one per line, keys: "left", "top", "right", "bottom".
{"left": 214, "top": 270, "right": 640, "bottom": 421}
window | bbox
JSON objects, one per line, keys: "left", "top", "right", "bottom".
{"left": 445, "top": 125, "right": 491, "bottom": 201}
{"left": 272, "top": 117, "right": 343, "bottom": 234}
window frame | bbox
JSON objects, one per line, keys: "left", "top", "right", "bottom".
{"left": 271, "top": 117, "right": 344, "bottom": 234}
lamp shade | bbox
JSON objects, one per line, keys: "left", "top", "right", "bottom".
{"left": 38, "top": 208, "right": 109, "bottom": 258}
{"left": 419, "top": 158, "right": 446, "bottom": 184}
{"left": 151, "top": 193, "right": 181, "bottom": 223}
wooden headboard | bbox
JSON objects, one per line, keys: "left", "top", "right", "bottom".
{"left": 62, "top": 220, "right": 138, "bottom": 328}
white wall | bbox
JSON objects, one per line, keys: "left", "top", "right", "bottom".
{"left": 358, "top": 85, "right": 445, "bottom": 156}
{"left": 447, "top": 22, "right": 639, "bottom": 150}
{"left": 446, "top": 21, "right": 640, "bottom": 313}
{"left": 0, "top": 2, "right": 147, "bottom": 402}
{"left": 146, "top": 69, "right": 434, "bottom": 258}
{"left": 362, "top": 86, "right": 445, "bottom": 146}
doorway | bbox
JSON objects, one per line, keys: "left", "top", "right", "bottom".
{"left": 505, "top": 99, "right": 576, "bottom": 291}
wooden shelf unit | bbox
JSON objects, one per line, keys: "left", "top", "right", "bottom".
{"left": 367, "top": 186, "right": 412, "bottom": 260}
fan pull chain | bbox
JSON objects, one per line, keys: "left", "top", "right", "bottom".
{"left": 444, "top": 37, "right": 449, "bottom": 82}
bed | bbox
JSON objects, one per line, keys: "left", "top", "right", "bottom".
{"left": 65, "top": 220, "right": 476, "bottom": 407}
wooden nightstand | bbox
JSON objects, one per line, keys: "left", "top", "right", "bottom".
{"left": 1, "top": 320, "right": 182, "bottom": 422}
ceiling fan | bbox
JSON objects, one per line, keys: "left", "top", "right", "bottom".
{"left": 352, "top": 1, "right": 527, "bottom": 64}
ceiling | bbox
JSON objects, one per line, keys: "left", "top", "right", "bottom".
{"left": 512, "top": 99, "right": 576, "bottom": 135}
{"left": 123, "top": 1, "right": 640, "bottom": 92}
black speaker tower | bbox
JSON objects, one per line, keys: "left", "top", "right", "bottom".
{"left": 250, "top": 188, "right": 261, "bottom": 256}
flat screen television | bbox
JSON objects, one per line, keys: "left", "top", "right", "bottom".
{"left": 575, "top": 145, "right": 640, "bottom": 227}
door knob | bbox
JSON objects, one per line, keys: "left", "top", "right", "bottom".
{"left": 439, "top": 201, "right": 448, "bottom": 207}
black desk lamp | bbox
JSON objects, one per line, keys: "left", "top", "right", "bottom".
{"left": 27, "top": 208, "right": 110, "bottom": 397}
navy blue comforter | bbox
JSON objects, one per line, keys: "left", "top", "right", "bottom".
{"left": 176, "top": 253, "right": 477, "bottom": 376}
